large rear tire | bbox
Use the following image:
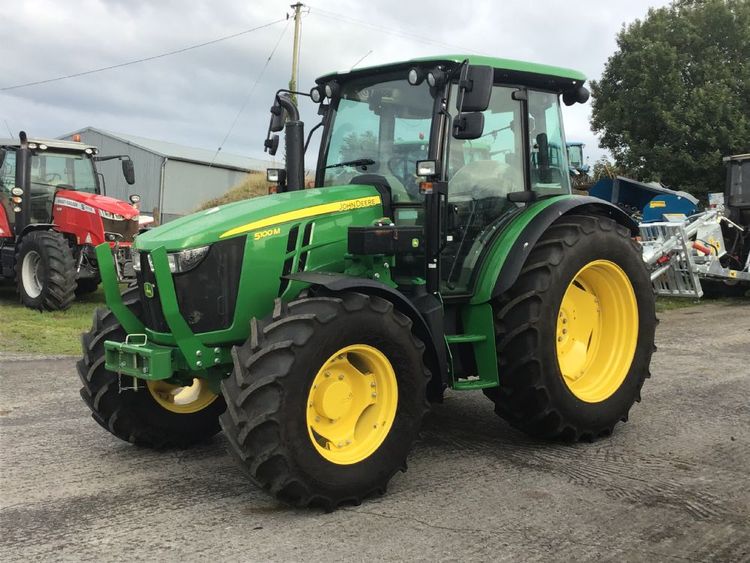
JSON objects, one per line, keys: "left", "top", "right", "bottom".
{"left": 77, "top": 289, "right": 225, "bottom": 448}
{"left": 220, "top": 293, "right": 430, "bottom": 510}
{"left": 487, "top": 214, "right": 657, "bottom": 441}
{"left": 16, "top": 230, "right": 76, "bottom": 310}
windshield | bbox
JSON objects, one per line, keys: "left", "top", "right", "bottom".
{"left": 27, "top": 151, "right": 97, "bottom": 223}
{"left": 31, "top": 151, "right": 97, "bottom": 192}
{"left": 322, "top": 74, "right": 436, "bottom": 202}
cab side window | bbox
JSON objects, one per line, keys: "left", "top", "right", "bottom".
{"left": 0, "top": 150, "right": 16, "bottom": 192}
{"left": 528, "top": 91, "right": 571, "bottom": 194}
{"left": 447, "top": 85, "right": 524, "bottom": 199}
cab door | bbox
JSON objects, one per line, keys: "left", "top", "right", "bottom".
{"left": 440, "top": 87, "right": 572, "bottom": 296}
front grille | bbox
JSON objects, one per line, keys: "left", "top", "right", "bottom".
{"left": 174, "top": 238, "right": 245, "bottom": 333}
{"left": 102, "top": 217, "right": 139, "bottom": 242}
{"left": 137, "top": 237, "right": 245, "bottom": 334}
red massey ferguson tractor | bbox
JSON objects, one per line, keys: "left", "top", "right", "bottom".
{"left": 0, "top": 131, "right": 141, "bottom": 310}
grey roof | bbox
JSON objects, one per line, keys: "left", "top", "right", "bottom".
{"left": 59, "top": 127, "right": 270, "bottom": 172}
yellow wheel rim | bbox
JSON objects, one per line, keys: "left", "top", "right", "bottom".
{"left": 146, "top": 379, "right": 218, "bottom": 414}
{"left": 556, "top": 260, "right": 639, "bottom": 403}
{"left": 306, "top": 344, "right": 398, "bottom": 465}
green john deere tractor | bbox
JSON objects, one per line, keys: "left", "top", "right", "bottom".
{"left": 78, "top": 55, "right": 656, "bottom": 509}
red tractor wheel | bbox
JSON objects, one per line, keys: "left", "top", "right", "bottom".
{"left": 15, "top": 230, "right": 77, "bottom": 310}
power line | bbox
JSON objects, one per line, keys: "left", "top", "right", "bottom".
{"left": 306, "top": 5, "right": 487, "bottom": 55}
{"left": 0, "top": 18, "right": 286, "bottom": 92}
{"left": 209, "top": 19, "right": 292, "bottom": 166}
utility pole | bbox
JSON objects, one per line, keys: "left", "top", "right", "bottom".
{"left": 289, "top": 2, "right": 304, "bottom": 105}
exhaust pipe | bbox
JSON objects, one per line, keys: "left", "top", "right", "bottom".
{"left": 15, "top": 131, "right": 31, "bottom": 233}
{"left": 275, "top": 94, "right": 305, "bottom": 191}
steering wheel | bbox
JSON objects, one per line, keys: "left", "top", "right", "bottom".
{"left": 44, "top": 173, "right": 62, "bottom": 182}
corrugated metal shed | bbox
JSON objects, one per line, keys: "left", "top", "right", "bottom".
{"left": 58, "top": 127, "right": 270, "bottom": 222}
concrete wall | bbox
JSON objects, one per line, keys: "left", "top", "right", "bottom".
{"left": 161, "top": 159, "right": 251, "bottom": 220}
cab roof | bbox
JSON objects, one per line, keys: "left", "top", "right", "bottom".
{"left": 0, "top": 136, "right": 97, "bottom": 153}
{"left": 317, "top": 54, "right": 587, "bottom": 91}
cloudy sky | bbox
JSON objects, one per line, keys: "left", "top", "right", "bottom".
{"left": 1, "top": 0, "right": 671, "bottom": 167}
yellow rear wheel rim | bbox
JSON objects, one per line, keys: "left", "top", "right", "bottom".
{"left": 556, "top": 260, "right": 639, "bottom": 403}
{"left": 146, "top": 379, "right": 218, "bottom": 414}
{"left": 306, "top": 344, "right": 398, "bottom": 465}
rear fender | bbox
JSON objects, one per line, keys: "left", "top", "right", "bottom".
{"left": 471, "top": 195, "right": 637, "bottom": 304}
{"left": 285, "top": 271, "right": 447, "bottom": 395}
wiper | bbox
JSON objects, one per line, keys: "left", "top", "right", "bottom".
{"left": 324, "top": 158, "right": 375, "bottom": 169}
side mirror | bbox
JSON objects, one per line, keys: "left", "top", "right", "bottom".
{"left": 269, "top": 104, "right": 285, "bottom": 133}
{"left": 264, "top": 134, "right": 280, "bottom": 156}
{"left": 453, "top": 112, "right": 485, "bottom": 140}
{"left": 562, "top": 85, "right": 590, "bottom": 106}
{"left": 122, "top": 159, "right": 135, "bottom": 185}
{"left": 457, "top": 65, "right": 493, "bottom": 112}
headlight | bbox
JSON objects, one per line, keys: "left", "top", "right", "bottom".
{"left": 167, "top": 245, "right": 210, "bottom": 274}
{"left": 100, "top": 209, "right": 125, "bottom": 221}
{"left": 132, "top": 249, "right": 141, "bottom": 272}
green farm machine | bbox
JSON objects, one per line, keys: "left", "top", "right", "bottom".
{"left": 78, "top": 56, "right": 656, "bottom": 509}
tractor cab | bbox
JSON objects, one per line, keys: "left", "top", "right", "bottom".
{"left": 1, "top": 137, "right": 100, "bottom": 230}
{"left": 266, "top": 56, "right": 589, "bottom": 294}
{"left": 566, "top": 142, "right": 589, "bottom": 175}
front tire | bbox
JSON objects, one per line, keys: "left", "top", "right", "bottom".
{"left": 16, "top": 230, "right": 76, "bottom": 310}
{"left": 220, "top": 293, "right": 430, "bottom": 510}
{"left": 77, "top": 290, "right": 225, "bottom": 448}
{"left": 487, "top": 214, "right": 657, "bottom": 441}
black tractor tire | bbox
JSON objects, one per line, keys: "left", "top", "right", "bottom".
{"left": 15, "top": 230, "right": 76, "bottom": 310}
{"left": 220, "top": 293, "right": 430, "bottom": 510}
{"left": 486, "top": 214, "right": 657, "bottom": 441}
{"left": 77, "top": 289, "right": 225, "bottom": 448}
{"left": 75, "top": 277, "right": 100, "bottom": 296}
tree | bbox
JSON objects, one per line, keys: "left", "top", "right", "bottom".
{"left": 591, "top": 156, "right": 624, "bottom": 181}
{"left": 590, "top": 0, "right": 750, "bottom": 198}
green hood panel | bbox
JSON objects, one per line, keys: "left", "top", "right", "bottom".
{"left": 135, "top": 185, "right": 383, "bottom": 251}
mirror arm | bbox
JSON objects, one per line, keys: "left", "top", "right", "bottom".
{"left": 454, "top": 60, "right": 470, "bottom": 112}
{"left": 94, "top": 154, "right": 130, "bottom": 163}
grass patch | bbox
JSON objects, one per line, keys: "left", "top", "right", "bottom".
{"left": 0, "top": 284, "right": 106, "bottom": 355}
{"left": 655, "top": 296, "right": 703, "bottom": 312}
{"left": 197, "top": 173, "right": 271, "bottom": 210}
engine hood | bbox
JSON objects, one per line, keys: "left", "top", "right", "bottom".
{"left": 57, "top": 189, "right": 139, "bottom": 219}
{"left": 134, "top": 185, "right": 383, "bottom": 251}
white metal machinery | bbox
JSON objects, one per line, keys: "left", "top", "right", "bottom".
{"left": 639, "top": 206, "right": 749, "bottom": 297}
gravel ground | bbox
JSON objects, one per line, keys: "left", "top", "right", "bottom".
{"left": 1, "top": 301, "right": 748, "bottom": 562}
